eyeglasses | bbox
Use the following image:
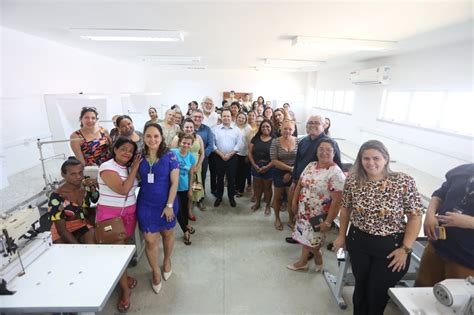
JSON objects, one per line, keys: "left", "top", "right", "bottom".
{"left": 82, "top": 106, "right": 97, "bottom": 111}
{"left": 193, "top": 115, "right": 203, "bottom": 119}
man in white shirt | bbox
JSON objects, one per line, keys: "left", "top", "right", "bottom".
{"left": 212, "top": 109, "right": 242, "bottom": 207}
{"left": 201, "top": 96, "right": 219, "bottom": 128}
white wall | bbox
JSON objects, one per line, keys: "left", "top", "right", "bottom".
{"left": 0, "top": 27, "right": 146, "bottom": 188}
{"left": 144, "top": 68, "right": 308, "bottom": 127}
{"left": 312, "top": 40, "right": 473, "bottom": 179}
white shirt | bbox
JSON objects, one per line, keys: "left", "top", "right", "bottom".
{"left": 237, "top": 124, "right": 252, "bottom": 156}
{"left": 212, "top": 124, "right": 242, "bottom": 155}
{"left": 203, "top": 111, "right": 219, "bottom": 128}
{"left": 98, "top": 159, "right": 138, "bottom": 208}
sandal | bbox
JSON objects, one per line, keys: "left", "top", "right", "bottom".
{"left": 187, "top": 226, "right": 195, "bottom": 234}
{"left": 127, "top": 276, "right": 138, "bottom": 289}
{"left": 117, "top": 292, "right": 131, "bottom": 313}
{"left": 274, "top": 221, "right": 284, "bottom": 231}
{"left": 197, "top": 202, "right": 206, "bottom": 211}
{"left": 189, "top": 214, "right": 197, "bottom": 221}
{"left": 183, "top": 234, "right": 192, "bottom": 246}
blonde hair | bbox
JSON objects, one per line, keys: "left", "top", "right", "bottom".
{"left": 350, "top": 140, "right": 394, "bottom": 186}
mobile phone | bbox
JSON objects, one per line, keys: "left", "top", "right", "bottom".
{"left": 434, "top": 226, "right": 446, "bottom": 240}
{"left": 309, "top": 213, "right": 328, "bottom": 232}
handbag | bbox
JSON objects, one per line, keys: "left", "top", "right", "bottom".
{"left": 191, "top": 173, "right": 203, "bottom": 191}
{"left": 95, "top": 196, "right": 128, "bottom": 245}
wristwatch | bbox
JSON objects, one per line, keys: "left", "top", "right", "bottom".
{"left": 401, "top": 245, "right": 412, "bottom": 255}
{"left": 166, "top": 203, "right": 173, "bottom": 208}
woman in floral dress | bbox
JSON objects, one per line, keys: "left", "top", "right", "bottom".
{"left": 287, "top": 139, "right": 346, "bottom": 272}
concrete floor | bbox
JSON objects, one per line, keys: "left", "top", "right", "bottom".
{"left": 100, "top": 190, "right": 403, "bottom": 315}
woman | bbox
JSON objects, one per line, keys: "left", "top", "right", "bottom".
{"left": 263, "top": 106, "right": 273, "bottom": 120}
{"left": 110, "top": 114, "right": 120, "bottom": 142}
{"left": 256, "top": 104, "right": 264, "bottom": 117}
{"left": 283, "top": 102, "right": 295, "bottom": 120}
{"left": 170, "top": 118, "right": 205, "bottom": 216}
{"left": 251, "top": 101, "right": 259, "bottom": 111}
{"left": 270, "top": 120, "right": 300, "bottom": 231}
{"left": 248, "top": 119, "right": 274, "bottom": 215}
{"left": 235, "top": 112, "right": 252, "bottom": 197}
{"left": 324, "top": 117, "right": 331, "bottom": 136}
{"left": 96, "top": 137, "right": 141, "bottom": 312}
{"left": 136, "top": 123, "right": 179, "bottom": 295}
{"left": 48, "top": 157, "right": 98, "bottom": 244}
{"left": 171, "top": 133, "right": 196, "bottom": 245}
{"left": 174, "top": 109, "right": 183, "bottom": 126}
{"left": 146, "top": 107, "right": 160, "bottom": 125}
{"left": 415, "top": 163, "right": 474, "bottom": 287}
{"left": 161, "top": 109, "right": 181, "bottom": 146}
{"left": 186, "top": 101, "right": 199, "bottom": 118}
{"left": 257, "top": 96, "right": 265, "bottom": 106}
{"left": 287, "top": 140, "right": 345, "bottom": 272}
{"left": 333, "top": 140, "right": 423, "bottom": 315}
{"left": 116, "top": 115, "right": 144, "bottom": 150}
{"left": 273, "top": 108, "right": 298, "bottom": 137}
{"left": 70, "top": 107, "right": 111, "bottom": 166}
{"left": 230, "top": 102, "right": 241, "bottom": 123}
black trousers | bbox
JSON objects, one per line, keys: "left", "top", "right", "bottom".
{"left": 346, "top": 226, "right": 410, "bottom": 315}
{"left": 235, "top": 155, "right": 251, "bottom": 194}
{"left": 215, "top": 155, "right": 237, "bottom": 200}
{"left": 177, "top": 191, "right": 189, "bottom": 233}
{"left": 201, "top": 156, "right": 208, "bottom": 194}
{"left": 208, "top": 152, "right": 218, "bottom": 194}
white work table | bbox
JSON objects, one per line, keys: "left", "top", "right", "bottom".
{"left": 0, "top": 244, "right": 135, "bottom": 314}
{"left": 389, "top": 287, "right": 447, "bottom": 315}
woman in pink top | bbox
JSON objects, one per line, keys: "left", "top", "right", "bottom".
{"left": 97, "top": 136, "right": 141, "bottom": 313}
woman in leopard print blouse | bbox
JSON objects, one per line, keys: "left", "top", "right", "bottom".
{"left": 333, "top": 140, "right": 423, "bottom": 315}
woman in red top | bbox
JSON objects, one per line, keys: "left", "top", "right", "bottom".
{"left": 70, "top": 107, "right": 111, "bottom": 166}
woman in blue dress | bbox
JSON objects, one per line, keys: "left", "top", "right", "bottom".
{"left": 136, "top": 123, "right": 179, "bottom": 295}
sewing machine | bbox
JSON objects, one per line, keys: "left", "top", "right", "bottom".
{"left": 388, "top": 277, "right": 474, "bottom": 314}
{"left": 0, "top": 206, "right": 52, "bottom": 287}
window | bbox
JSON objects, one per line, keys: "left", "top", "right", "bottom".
{"left": 314, "top": 90, "right": 355, "bottom": 114}
{"left": 379, "top": 90, "right": 473, "bottom": 137}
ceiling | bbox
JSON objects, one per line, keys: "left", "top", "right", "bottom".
{"left": 2, "top": 0, "right": 473, "bottom": 70}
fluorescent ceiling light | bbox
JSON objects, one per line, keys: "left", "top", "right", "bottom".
{"left": 70, "top": 28, "right": 184, "bottom": 42}
{"left": 139, "top": 55, "right": 201, "bottom": 65}
{"left": 292, "top": 36, "right": 396, "bottom": 51}
{"left": 261, "top": 59, "right": 324, "bottom": 71}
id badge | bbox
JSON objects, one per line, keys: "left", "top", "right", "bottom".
{"left": 147, "top": 173, "right": 154, "bottom": 184}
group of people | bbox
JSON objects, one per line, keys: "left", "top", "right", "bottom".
{"left": 47, "top": 95, "right": 473, "bottom": 314}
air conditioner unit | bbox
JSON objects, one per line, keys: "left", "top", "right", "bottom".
{"left": 350, "top": 66, "right": 391, "bottom": 85}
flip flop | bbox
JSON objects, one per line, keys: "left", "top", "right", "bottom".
{"left": 117, "top": 292, "right": 131, "bottom": 313}
{"left": 127, "top": 276, "right": 138, "bottom": 289}
{"left": 187, "top": 226, "right": 195, "bottom": 234}
{"left": 274, "top": 222, "right": 284, "bottom": 231}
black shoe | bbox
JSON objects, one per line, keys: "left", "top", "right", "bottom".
{"left": 285, "top": 237, "right": 298, "bottom": 244}
{"left": 229, "top": 199, "right": 236, "bottom": 207}
{"left": 214, "top": 198, "right": 222, "bottom": 207}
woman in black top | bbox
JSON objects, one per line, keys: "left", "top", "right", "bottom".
{"left": 248, "top": 119, "right": 274, "bottom": 215}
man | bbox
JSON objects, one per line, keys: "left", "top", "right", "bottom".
{"left": 285, "top": 115, "right": 342, "bottom": 244}
{"left": 201, "top": 96, "right": 219, "bottom": 128}
{"left": 226, "top": 90, "right": 238, "bottom": 106}
{"left": 212, "top": 109, "right": 242, "bottom": 207}
{"left": 192, "top": 109, "right": 215, "bottom": 209}
{"left": 242, "top": 94, "right": 252, "bottom": 112}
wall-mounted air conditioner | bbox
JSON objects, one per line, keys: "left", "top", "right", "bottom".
{"left": 350, "top": 66, "right": 391, "bottom": 85}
